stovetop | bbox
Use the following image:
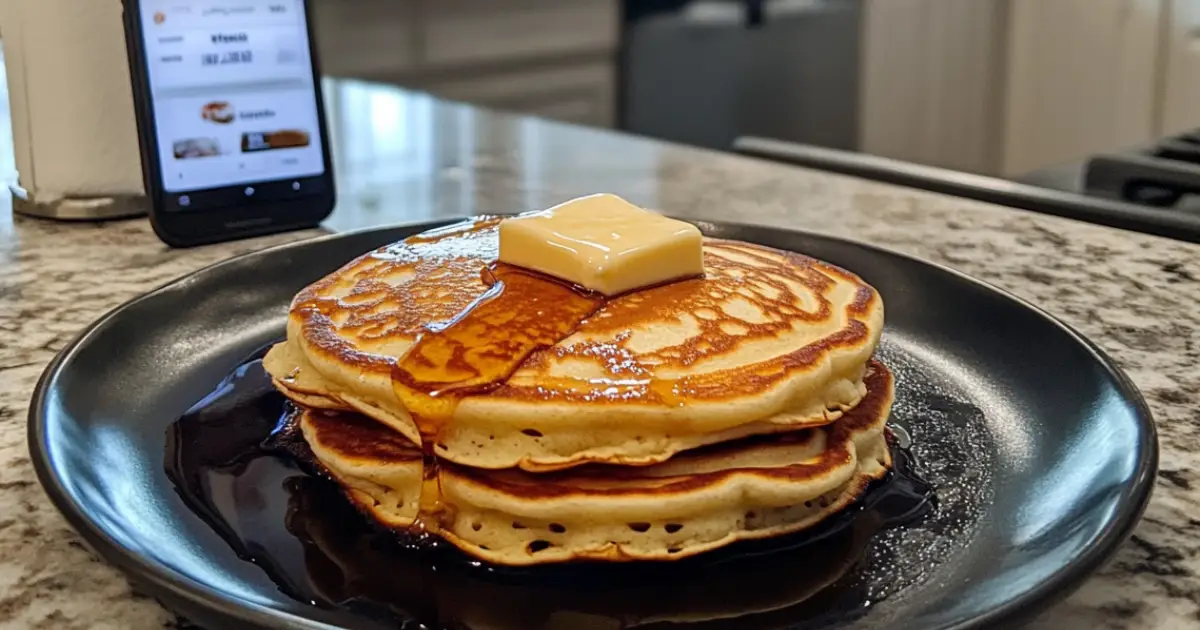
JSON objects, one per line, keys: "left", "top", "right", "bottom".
{"left": 1085, "top": 129, "right": 1200, "bottom": 210}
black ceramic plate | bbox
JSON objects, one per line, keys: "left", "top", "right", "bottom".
{"left": 29, "top": 219, "right": 1156, "bottom": 630}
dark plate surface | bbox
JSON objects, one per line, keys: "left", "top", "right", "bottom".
{"left": 29, "top": 219, "right": 1157, "bottom": 630}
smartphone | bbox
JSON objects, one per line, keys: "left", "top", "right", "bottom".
{"left": 122, "top": 0, "right": 335, "bottom": 247}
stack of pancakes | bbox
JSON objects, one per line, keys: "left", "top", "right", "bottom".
{"left": 263, "top": 216, "right": 890, "bottom": 566}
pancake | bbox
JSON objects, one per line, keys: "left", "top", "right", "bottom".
{"left": 285, "top": 477, "right": 869, "bottom": 629}
{"left": 265, "top": 215, "right": 884, "bottom": 472}
{"left": 300, "top": 411, "right": 424, "bottom": 529}
{"left": 301, "top": 360, "right": 894, "bottom": 566}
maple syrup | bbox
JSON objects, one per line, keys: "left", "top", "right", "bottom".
{"left": 164, "top": 353, "right": 942, "bottom": 629}
{"left": 162, "top": 219, "right": 972, "bottom": 627}
{"left": 386, "top": 261, "right": 607, "bottom": 532}
{"left": 391, "top": 262, "right": 605, "bottom": 439}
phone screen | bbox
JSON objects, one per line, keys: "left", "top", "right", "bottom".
{"left": 133, "top": 0, "right": 329, "bottom": 212}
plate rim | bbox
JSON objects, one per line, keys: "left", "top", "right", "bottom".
{"left": 27, "top": 217, "right": 1158, "bottom": 630}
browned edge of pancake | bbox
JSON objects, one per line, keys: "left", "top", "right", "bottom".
{"left": 280, "top": 407, "right": 424, "bottom": 531}
{"left": 443, "top": 360, "right": 892, "bottom": 500}
{"left": 284, "top": 220, "right": 882, "bottom": 408}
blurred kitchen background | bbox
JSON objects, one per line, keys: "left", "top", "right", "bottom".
{"left": 1, "top": 0, "right": 1198, "bottom": 205}
{"left": 305, "top": 0, "right": 1200, "bottom": 180}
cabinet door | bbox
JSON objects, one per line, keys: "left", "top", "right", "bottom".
{"left": 1159, "top": 0, "right": 1200, "bottom": 136}
{"left": 860, "top": 0, "right": 1008, "bottom": 175}
{"left": 1002, "top": 0, "right": 1164, "bottom": 175}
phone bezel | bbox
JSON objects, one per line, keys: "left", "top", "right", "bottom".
{"left": 122, "top": 0, "right": 336, "bottom": 247}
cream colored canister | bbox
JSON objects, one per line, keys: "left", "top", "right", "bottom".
{"left": 1, "top": 0, "right": 148, "bottom": 219}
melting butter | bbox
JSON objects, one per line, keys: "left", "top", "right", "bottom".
{"left": 498, "top": 194, "right": 705, "bottom": 296}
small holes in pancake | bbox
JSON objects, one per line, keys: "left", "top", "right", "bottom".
{"left": 471, "top": 522, "right": 482, "bottom": 531}
{"left": 527, "top": 540, "right": 552, "bottom": 553}
{"left": 521, "top": 429, "right": 543, "bottom": 437}
{"left": 818, "top": 496, "right": 829, "bottom": 508}
{"left": 668, "top": 547, "right": 682, "bottom": 554}
{"left": 512, "top": 522, "right": 527, "bottom": 530}
{"left": 436, "top": 442, "right": 448, "bottom": 451}
{"left": 804, "top": 501, "right": 813, "bottom": 508}
{"left": 549, "top": 523, "right": 566, "bottom": 534}
{"left": 665, "top": 523, "right": 683, "bottom": 533}
{"left": 745, "top": 511, "right": 757, "bottom": 519}
{"left": 489, "top": 435, "right": 495, "bottom": 441}
{"left": 627, "top": 522, "right": 651, "bottom": 533}
{"left": 479, "top": 545, "right": 490, "bottom": 551}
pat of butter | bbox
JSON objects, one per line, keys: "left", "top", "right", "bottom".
{"left": 498, "top": 194, "right": 704, "bottom": 295}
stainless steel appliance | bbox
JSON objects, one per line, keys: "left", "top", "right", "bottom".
{"left": 621, "top": 0, "right": 862, "bottom": 152}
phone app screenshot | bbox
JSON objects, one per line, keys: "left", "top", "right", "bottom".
{"left": 139, "top": 1, "right": 326, "bottom": 194}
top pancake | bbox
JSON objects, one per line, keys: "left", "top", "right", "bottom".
{"left": 264, "top": 215, "right": 884, "bottom": 470}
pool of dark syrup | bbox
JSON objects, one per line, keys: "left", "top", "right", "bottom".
{"left": 165, "top": 351, "right": 935, "bottom": 630}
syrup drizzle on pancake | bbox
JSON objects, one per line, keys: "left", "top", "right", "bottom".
{"left": 288, "top": 215, "right": 877, "bottom": 402}
{"left": 272, "top": 215, "right": 882, "bottom": 472}
{"left": 389, "top": 258, "right": 608, "bottom": 534}
{"left": 383, "top": 219, "right": 713, "bottom": 531}
{"left": 356, "top": 216, "right": 873, "bottom": 532}
{"left": 391, "top": 262, "right": 604, "bottom": 437}
{"left": 277, "top": 216, "right": 885, "bottom": 530}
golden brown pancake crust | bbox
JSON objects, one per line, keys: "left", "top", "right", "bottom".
{"left": 446, "top": 361, "right": 891, "bottom": 499}
{"left": 297, "top": 360, "right": 894, "bottom": 565}
{"left": 285, "top": 217, "right": 880, "bottom": 404}
{"left": 292, "top": 217, "right": 504, "bottom": 375}
{"left": 268, "top": 216, "right": 885, "bottom": 472}
{"left": 301, "top": 360, "right": 891, "bottom": 507}
{"left": 490, "top": 240, "right": 878, "bottom": 405}
{"left": 303, "top": 411, "right": 422, "bottom": 463}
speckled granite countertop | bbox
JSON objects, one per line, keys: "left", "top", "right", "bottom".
{"left": 1, "top": 83, "right": 1199, "bottom": 629}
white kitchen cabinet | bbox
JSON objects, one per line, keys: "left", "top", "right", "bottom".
{"left": 1001, "top": 0, "right": 1163, "bottom": 175}
{"left": 862, "top": 0, "right": 1179, "bottom": 177}
{"left": 860, "top": 0, "right": 1007, "bottom": 175}
{"left": 1159, "top": 0, "right": 1200, "bottom": 137}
